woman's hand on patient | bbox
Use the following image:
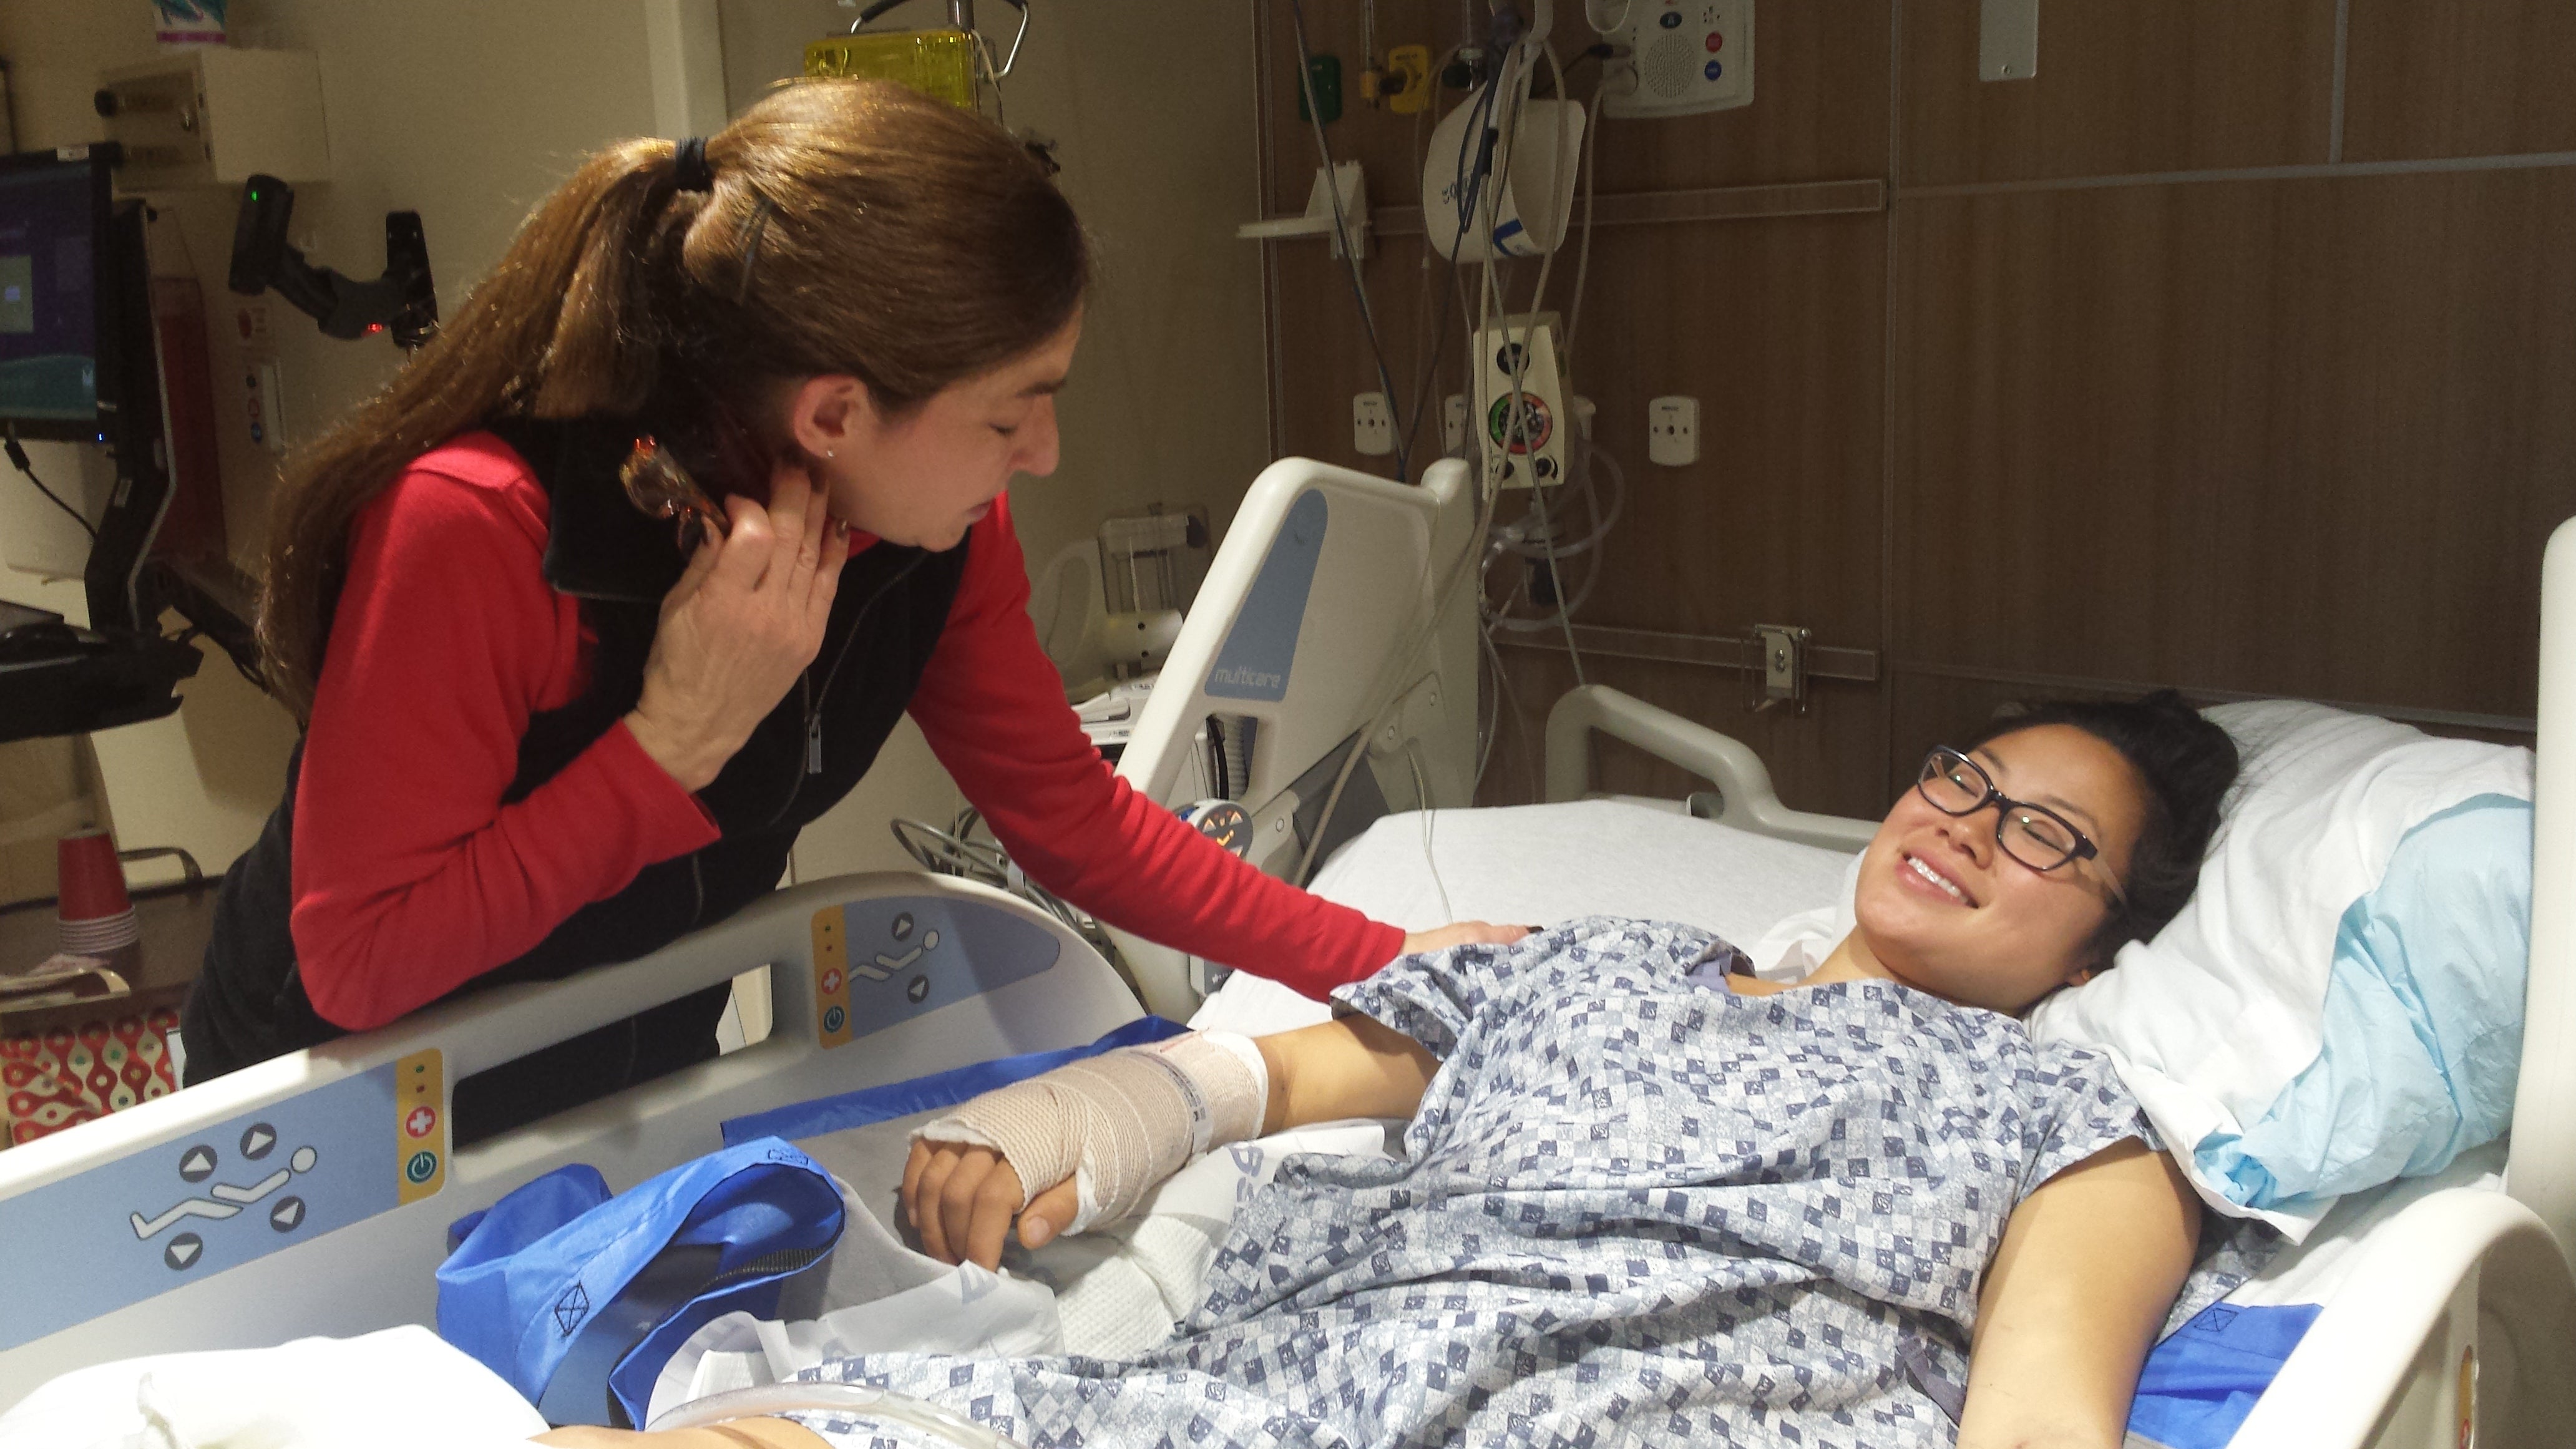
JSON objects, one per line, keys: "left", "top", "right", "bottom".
{"left": 626, "top": 460, "right": 851, "bottom": 791}
{"left": 901, "top": 1138, "right": 1080, "bottom": 1270}
{"left": 1401, "top": 920, "right": 1532, "bottom": 955}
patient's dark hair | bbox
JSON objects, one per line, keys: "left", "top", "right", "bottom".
{"left": 1964, "top": 689, "right": 2239, "bottom": 962}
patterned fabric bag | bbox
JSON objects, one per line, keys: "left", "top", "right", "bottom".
{"left": 1, "top": 1007, "right": 182, "bottom": 1146}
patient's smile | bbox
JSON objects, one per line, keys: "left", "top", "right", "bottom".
{"left": 1901, "top": 851, "right": 1976, "bottom": 906}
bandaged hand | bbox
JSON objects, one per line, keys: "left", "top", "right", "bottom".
{"left": 902, "top": 1032, "right": 1269, "bottom": 1269}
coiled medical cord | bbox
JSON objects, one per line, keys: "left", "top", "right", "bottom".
{"left": 646, "top": 1380, "right": 1020, "bottom": 1447}
{"left": 890, "top": 807, "right": 1116, "bottom": 962}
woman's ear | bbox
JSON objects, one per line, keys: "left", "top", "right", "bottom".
{"left": 782, "top": 374, "right": 871, "bottom": 461}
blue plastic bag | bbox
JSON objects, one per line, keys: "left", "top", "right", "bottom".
{"left": 436, "top": 1136, "right": 844, "bottom": 1427}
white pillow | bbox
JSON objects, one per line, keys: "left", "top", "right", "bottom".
{"left": 2028, "top": 700, "right": 2533, "bottom": 1241}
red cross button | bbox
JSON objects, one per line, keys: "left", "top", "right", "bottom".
{"left": 404, "top": 1106, "right": 438, "bottom": 1139}
{"left": 822, "top": 967, "right": 844, "bottom": 995}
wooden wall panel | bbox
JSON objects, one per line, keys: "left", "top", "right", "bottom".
{"left": 1261, "top": 2, "right": 2570, "bottom": 832}
{"left": 1900, "top": 1, "right": 2338, "bottom": 186}
{"left": 1525, "top": 215, "right": 1886, "bottom": 643}
{"left": 1585, "top": 0, "right": 1891, "bottom": 192}
{"left": 1893, "top": 167, "right": 2576, "bottom": 718}
{"left": 2344, "top": 0, "right": 2576, "bottom": 161}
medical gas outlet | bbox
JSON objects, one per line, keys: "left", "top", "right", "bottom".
{"left": 1474, "top": 316, "right": 1568, "bottom": 490}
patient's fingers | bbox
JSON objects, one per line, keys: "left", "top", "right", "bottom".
{"left": 1017, "top": 1176, "right": 1080, "bottom": 1251}
{"left": 940, "top": 1150, "right": 1002, "bottom": 1268}
{"left": 962, "top": 1159, "right": 1028, "bottom": 1271}
{"left": 900, "top": 1138, "right": 942, "bottom": 1242}
{"left": 914, "top": 1145, "right": 965, "bottom": 1262}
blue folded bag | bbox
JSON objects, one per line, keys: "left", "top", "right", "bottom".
{"left": 436, "top": 1136, "right": 844, "bottom": 1428}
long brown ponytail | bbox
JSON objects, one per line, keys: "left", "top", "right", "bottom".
{"left": 256, "top": 79, "right": 1090, "bottom": 721}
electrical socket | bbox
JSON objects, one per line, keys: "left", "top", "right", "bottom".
{"left": 1442, "top": 394, "right": 1468, "bottom": 456}
{"left": 1647, "top": 395, "right": 1699, "bottom": 467}
{"left": 1352, "top": 391, "right": 1395, "bottom": 456}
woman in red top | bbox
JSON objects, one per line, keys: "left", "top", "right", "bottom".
{"left": 182, "top": 80, "right": 1512, "bottom": 1131}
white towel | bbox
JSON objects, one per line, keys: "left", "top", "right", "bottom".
{"left": 0, "top": 1324, "right": 545, "bottom": 1449}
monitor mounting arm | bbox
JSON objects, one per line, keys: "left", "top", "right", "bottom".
{"left": 227, "top": 173, "right": 437, "bottom": 348}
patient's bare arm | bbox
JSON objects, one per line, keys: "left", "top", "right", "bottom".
{"left": 1957, "top": 1139, "right": 2201, "bottom": 1449}
{"left": 1254, "top": 1013, "right": 1440, "bottom": 1134}
{"left": 901, "top": 1013, "right": 1439, "bottom": 1269}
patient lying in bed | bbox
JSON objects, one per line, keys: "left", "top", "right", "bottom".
{"left": 552, "top": 695, "right": 2238, "bottom": 1449}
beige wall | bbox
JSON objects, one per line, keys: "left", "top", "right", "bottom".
{"left": 0, "top": 1, "right": 1269, "bottom": 891}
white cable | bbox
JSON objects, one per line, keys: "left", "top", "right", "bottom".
{"left": 1405, "top": 740, "right": 1455, "bottom": 922}
{"left": 1287, "top": 0, "right": 1410, "bottom": 482}
{"left": 1473, "top": 42, "right": 1588, "bottom": 686}
{"left": 1583, "top": 0, "right": 1635, "bottom": 37}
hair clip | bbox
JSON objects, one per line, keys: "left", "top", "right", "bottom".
{"left": 619, "top": 436, "right": 726, "bottom": 549}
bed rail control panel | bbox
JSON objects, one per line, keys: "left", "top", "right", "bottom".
{"left": 809, "top": 894, "right": 1062, "bottom": 1049}
{"left": 0, "top": 1058, "right": 427, "bottom": 1352}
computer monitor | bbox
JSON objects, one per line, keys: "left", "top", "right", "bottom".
{"left": 0, "top": 147, "right": 124, "bottom": 442}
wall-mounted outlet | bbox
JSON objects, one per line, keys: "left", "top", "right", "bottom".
{"left": 1353, "top": 391, "right": 1395, "bottom": 456}
{"left": 245, "top": 356, "right": 286, "bottom": 456}
{"left": 1442, "top": 393, "right": 1468, "bottom": 456}
{"left": 1648, "top": 395, "right": 1699, "bottom": 467}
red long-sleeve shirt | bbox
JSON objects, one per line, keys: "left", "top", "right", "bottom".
{"left": 289, "top": 434, "right": 1403, "bottom": 1030}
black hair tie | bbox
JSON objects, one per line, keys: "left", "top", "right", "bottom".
{"left": 671, "top": 137, "right": 714, "bottom": 193}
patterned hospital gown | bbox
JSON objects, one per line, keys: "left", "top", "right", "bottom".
{"left": 783, "top": 918, "right": 2152, "bottom": 1448}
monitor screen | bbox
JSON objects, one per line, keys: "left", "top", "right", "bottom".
{"left": 0, "top": 152, "right": 110, "bottom": 431}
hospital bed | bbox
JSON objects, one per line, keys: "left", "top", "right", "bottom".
{"left": 2, "top": 454, "right": 2572, "bottom": 1449}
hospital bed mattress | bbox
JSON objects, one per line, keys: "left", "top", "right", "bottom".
{"left": 1191, "top": 798, "right": 1853, "bottom": 1035}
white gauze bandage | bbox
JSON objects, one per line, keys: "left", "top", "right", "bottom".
{"left": 915, "top": 1031, "right": 1268, "bottom": 1235}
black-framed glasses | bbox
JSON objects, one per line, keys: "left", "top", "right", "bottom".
{"left": 1915, "top": 748, "right": 2127, "bottom": 906}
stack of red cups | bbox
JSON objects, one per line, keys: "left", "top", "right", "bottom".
{"left": 56, "top": 829, "right": 139, "bottom": 955}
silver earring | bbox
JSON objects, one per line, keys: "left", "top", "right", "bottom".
{"left": 826, "top": 448, "right": 836, "bottom": 459}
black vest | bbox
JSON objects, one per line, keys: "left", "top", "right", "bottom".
{"left": 182, "top": 416, "right": 970, "bottom": 1081}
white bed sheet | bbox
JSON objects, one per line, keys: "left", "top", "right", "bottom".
{"left": 1192, "top": 799, "right": 1856, "bottom": 1034}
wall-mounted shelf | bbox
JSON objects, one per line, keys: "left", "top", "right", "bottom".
{"left": 1238, "top": 162, "right": 1368, "bottom": 259}
{"left": 96, "top": 49, "right": 329, "bottom": 190}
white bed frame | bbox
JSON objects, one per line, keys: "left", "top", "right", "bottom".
{"left": 0, "top": 873, "right": 1142, "bottom": 1408}
{"left": 3, "top": 459, "right": 2569, "bottom": 1449}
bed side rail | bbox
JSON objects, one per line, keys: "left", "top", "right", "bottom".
{"left": 0, "top": 872, "right": 1139, "bottom": 1411}
{"left": 2512, "top": 514, "right": 2576, "bottom": 1254}
{"left": 1543, "top": 685, "right": 1875, "bottom": 853}
{"left": 2230, "top": 1188, "right": 2576, "bottom": 1449}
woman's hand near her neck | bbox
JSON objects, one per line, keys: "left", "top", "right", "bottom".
{"left": 627, "top": 461, "right": 850, "bottom": 791}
